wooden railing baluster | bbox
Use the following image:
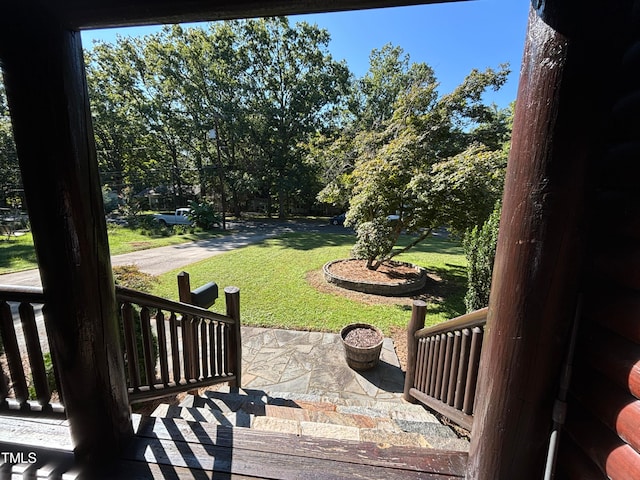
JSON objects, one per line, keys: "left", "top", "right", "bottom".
{"left": 200, "top": 319, "right": 208, "bottom": 379}
{"left": 216, "top": 322, "right": 224, "bottom": 377}
{"left": 42, "top": 306, "right": 63, "bottom": 405}
{"left": 19, "top": 302, "right": 50, "bottom": 408}
{"left": 192, "top": 318, "right": 201, "bottom": 381}
{"left": 422, "top": 339, "right": 432, "bottom": 391}
{"left": 435, "top": 333, "right": 447, "bottom": 399}
{"left": 182, "top": 315, "right": 193, "bottom": 381}
{"left": 121, "top": 302, "right": 140, "bottom": 391}
{"left": 440, "top": 332, "right": 454, "bottom": 401}
{"left": 404, "top": 306, "right": 488, "bottom": 432}
{"left": 224, "top": 323, "right": 231, "bottom": 376}
{"left": 169, "top": 312, "right": 181, "bottom": 385}
{"left": 447, "top": 331, "right": 462, "bottom": 405}
{"left": 140, "top": 307, "right": 156, "bottom": 389}
{"left": 209, "top": 322, "right": 216, "bottom": 376}
{"left": 415, "top": 338, "right": 426, "bottom": 391}
{"left": 0, "top": 301, "right": 28, "bottom": 405}
{"left": 463, "top": 326, "right": 484, "bottom": 415}
{"left": 156, "top": 310, "right": 169, "bottom": 386}
{"left": 428, "top": 335, "right": 440, "bottom": 396}
{"left": 454, "top": 328, "right": 471, "bottom": 411}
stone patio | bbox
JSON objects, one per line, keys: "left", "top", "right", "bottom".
{"left": 240, "top": 326, "right": 406, "bottom": 403}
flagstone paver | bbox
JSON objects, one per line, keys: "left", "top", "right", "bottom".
{"left": 240, "top": 326, "right": 406, "bottom": 404}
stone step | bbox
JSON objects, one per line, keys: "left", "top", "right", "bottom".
{"left": 152, "top": 388, "right": 470, "bottom": 452}
{"left": 208, "top": 386, "right": 438, "bottom": 419}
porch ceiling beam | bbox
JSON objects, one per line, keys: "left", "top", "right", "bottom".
{"left": 4, "top": 0, "right": 467, "bottom": 30}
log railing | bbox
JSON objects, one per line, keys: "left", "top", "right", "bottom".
{"left": 403, "top": 301, "right": 487, "bottom": 432}
{"left": 0, "top": 283, "right": 241, "bottom": 411}
{"left": 116, "top": 285, "right": 241, "bottom": 404}
{"left": 0, "top": 285, "right": 63, "bottom": 416}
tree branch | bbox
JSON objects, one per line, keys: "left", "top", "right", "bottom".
{"left": 385, "top": 228, "right": 433, "bottom": 261}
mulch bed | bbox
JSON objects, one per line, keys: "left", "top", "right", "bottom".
{"left": 328, "top": 259, "right": 422, "bottom": 284}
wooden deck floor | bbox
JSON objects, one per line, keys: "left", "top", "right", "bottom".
{"left": 0, "top": 415, "right": 467, "bottom": 479}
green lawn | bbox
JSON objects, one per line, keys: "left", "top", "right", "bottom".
{"left": 151, "top": 232, "right": 467, "bottom": 335}
{"left": 0, "top": 232, "right": 38, "bottom": 273}
{"left": 0, "top": 226, "right": 226, "bottom": 274}
{"left": 0, "top": 226, "right": 468, "bottom": 333}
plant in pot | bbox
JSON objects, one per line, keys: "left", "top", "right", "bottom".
{"left": 340, "top": 323, "right": 384, "bottom": 371}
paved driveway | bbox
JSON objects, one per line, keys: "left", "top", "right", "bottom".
{"left": 0, "top": 220, "right": 350, "bottom": 287}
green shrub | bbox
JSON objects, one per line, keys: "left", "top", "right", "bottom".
{"left": 351, "top": 220, "right": 395, "bottom": 269}
{"left": 102, "top": 186, "right": 120, "bottom": 213}
{"left": 136, "top": 215, "right": 173, "bottom": 236}
{"left": 464, "top": 201, "right": 501, "bottom": 312}
{"left": 113, "top": 265, "right": 159, "bottom": 385}
{"left": 173, "top": 224, "right": 195, "bottom": 235}
{"left": 188, "top": 200, "right": 220, "bottom": 230}
{"left": 113, "top": 264, "right": 158, "bottom": 292}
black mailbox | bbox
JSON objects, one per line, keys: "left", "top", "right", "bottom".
{"left": 191, "top": 281, "right": 218, "bottom": 309}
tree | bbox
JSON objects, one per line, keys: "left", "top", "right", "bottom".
{"left": 86, "top": 39, "right": 181, "bottom": 198}
{"left": 0, "top": 83, "right": 21, "bottom": 207}
{"left": 318, "top": 45, "right": 511, "bottom": 269}
{"left": 241, "top": 17, "right": 350, "bottom": 217}
{"left": 85, "top": 19, "right": 350, "bottom": 218}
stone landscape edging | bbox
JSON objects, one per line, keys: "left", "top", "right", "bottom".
{"left": 323, "top": 259, "right": 427, "bottom": 296}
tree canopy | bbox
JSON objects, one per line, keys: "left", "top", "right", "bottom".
{"left": 317, "top": 45, "right": 511, "bottom": 269}
{"left": 0, "top": 19, "right": 512, "bottom": 237}
{"left": 84, "top": 18, "right": 349, "bottom": 217}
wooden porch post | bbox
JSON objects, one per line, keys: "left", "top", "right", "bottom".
{"left": 467, "top": 2, "right": 628, "bottom": 478}
{"left": 0, "top": 10, "right": 132, "bottom": 468}
{"left": 403, "top": 300, "right": 426, "bottom": 403}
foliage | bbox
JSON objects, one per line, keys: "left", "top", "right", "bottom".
{"left": 0, "top": 84, "right": 22, "bottom": 207}
{"left": 138, "top": 215, "right": 173, "bottom": 237}
{"left": 113, "top": 264, "right": 159, "bottom": 385}
{"left": 102, "top": 185, "right": 120, "bottom": 213}
{"left": 316, "top": 45, "right": 511, "bottom": 269}
{"left": 351, "top": 220, "right": 396, "bottom": 269}
{"left": 85, "top": 19, "right": 349, "bottom": 218}
{"left": 113, "top": 264, "right": 158, "bottom": 292}
{"left": 463, "top": 201, "right": 501, "bottom": 312}
{"left": 188, "top": 200, "right": 220, "bottom": 229}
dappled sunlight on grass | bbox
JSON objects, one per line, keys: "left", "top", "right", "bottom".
{"left": 152, "top": 232, "right": 467, "bottom": 334}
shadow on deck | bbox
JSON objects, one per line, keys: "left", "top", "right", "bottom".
{"left": 0, "top": 414, "right": 467, "bottom": 479}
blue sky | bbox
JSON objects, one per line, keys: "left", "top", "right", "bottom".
{"left": 81, "top": 1, "right": 530, "bottom": 109}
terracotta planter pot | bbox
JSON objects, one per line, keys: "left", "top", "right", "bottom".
{"left": 340, "top": 323, "right": 384, "bottom": 371}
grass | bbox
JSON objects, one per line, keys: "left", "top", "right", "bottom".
{"left": 151, "top": 232, "right": 467, "bottom": 335}
{"left": 0, "top": 224, "right": 468, "bottom": 333}
{"left": 0, "top": 232, "right": 38, "bottom": 273}
{"left": 0, "top": 226, "right": 226, "bottom": 274}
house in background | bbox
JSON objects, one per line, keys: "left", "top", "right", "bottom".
{"left": 0, "top": 0, "right": 639, "bottom": 478}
